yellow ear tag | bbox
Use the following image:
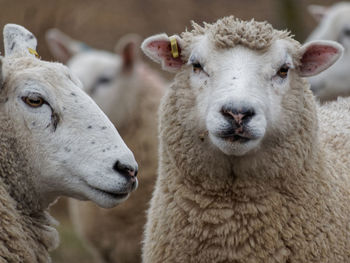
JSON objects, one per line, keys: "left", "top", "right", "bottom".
{"left": 169, "top": 36, "right": 179, "bottom": 58}
{"left": 28, "top": 48, "right": 40, "bottom": 58}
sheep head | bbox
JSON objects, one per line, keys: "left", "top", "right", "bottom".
{"left": 142, "top": 16, "right": 343, "bottom": 157}
{"left": 0, "top": 24, "right": 138, "bottom": 209}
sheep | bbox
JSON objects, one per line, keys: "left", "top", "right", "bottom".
{"left": 140, "top": 16, "right": 350, "bottom": 262}
{"left": 46, "top": 29, "right": 167, "bottom": 262}
{"left": 306, "top": 2, "right": 350, "bottom": 102}
{"left": 0, "top": 24, "right": 138, "bottom": 262}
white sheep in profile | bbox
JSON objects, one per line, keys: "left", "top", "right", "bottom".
{"left": 0, "top": 24, "right": 138, "bottom": 262}
{"left": 46, "top": 29, "right": 166, "bottom": 262}
{"left": 307, "top": 2, "right": 350, "bottom": 102}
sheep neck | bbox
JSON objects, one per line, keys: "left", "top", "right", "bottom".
{"left": 0, "top": 116, "right": 58, "bottom": 257}
{"left": 154, "top": 78, "right": 336, "bottom": 262}
{"left": 0, "top": 119, "right": 42, "bottom": 212}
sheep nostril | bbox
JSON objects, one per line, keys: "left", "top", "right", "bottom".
{"left": 113, "top": 161, "right": 138, "bottom": 179}
{"left": 129, "top": 168, "right": 138, "bottom": 178}
{"left": 241, "top": 107, "right": 255, "bottom": 120}
{"left": 221, "top": 106, "right": 255, "bottom": 125}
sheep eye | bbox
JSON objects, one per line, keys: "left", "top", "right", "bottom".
{"left": 343, "top": 27, "right": 350, "bottom": 37}
{"left": 277, "top": 64, "right": 289, "bottom": 79}
{"left": 192, "top": 62, "right": 203, "bottom": 73}
{"left": 97, "top": 76, "right": 112, "bottom": 85}
{"left": 22, "top": 96, "right": 44, "bottom": 108}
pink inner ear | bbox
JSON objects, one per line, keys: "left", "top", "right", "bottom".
{"left": 300, "top": 45, "right": 338, "bottom": 75}
{"left": 147, "top": 40, "right": 184, "bottom": 69}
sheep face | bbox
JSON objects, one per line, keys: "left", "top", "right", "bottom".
{"left": 188, "top": 38, "right": 297, "bottom": 156}
{"left": 307, "top": 2, "right": 350, "bottom": 102}
{"left": 142, "top": 20, "right": 343, "bottom": 157}
{"left": 0, "top": 24, "right": 138, "bottom": 209}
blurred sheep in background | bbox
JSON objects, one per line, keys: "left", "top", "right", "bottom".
{"left": 306, "top": 2, "right": 350, "bottom": 102}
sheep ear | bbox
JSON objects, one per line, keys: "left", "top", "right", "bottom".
{"left": 298, "top": 40, "right": 343, "bottom": 77}
{"left": 141, "top": 33, "right": 185, "bottom": 72}
{"left": 115, "top": 34, "right": 142, "bottom": 72}
{"left": 308, "top": 5, "right": 329, "bottom": 21}
{"left": 45, "top": 28, "right": 87, "bottom": 63}
{"left": 3, "top": 24, "right": 38, "bottom": 58}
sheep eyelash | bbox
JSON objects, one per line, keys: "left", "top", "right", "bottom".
{"left": 21, "top": 92, "right": 47, "bottom": 107}
{"left": 190, "top": 60, "right": 210, "bottom": 77}
{"left": 188, "top": 55, "right": 210, "bottom": 77}
{"left": 276, "top": 63, "right": 290, "bottom": 79}
{"left": 273, "top": 60, "right": 294, "bottom": 81}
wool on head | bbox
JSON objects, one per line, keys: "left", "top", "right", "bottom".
{"left": 181, "top": 16, "right": 297, "bottom": 52}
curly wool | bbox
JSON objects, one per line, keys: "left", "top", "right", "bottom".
{"left": 143, "top": 74, "right": 350, "bottom": 263}
{"left": 181, "top": 16, "right": 294, "bottom": 51}
{"left": 142, "top": 17, "right": 350, "bottom": 263}
{"left": 0, "top": 117, "right": 58, "bottom": 263}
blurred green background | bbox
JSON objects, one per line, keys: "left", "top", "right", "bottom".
{"left": 0, "top": 0, "right": 343, "bottom": 262}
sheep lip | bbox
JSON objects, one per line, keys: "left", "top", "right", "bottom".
{"left": 100, "top": 190, "right": 129, "bottom": 199}
{"left": 216, "top": 131, "right": 256, "bottom": 143}
{"left": 224, "top": 135, "right": 251, "bottom": 143}
{"left": 89, "top": 186, "right": 130, "bottom": 199}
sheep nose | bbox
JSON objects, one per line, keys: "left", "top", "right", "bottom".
{"left": 113, "top": 160, "right": 138, "bottom": 180}
{"left": 221, "top": 106, "right": 255, "bottom": 126}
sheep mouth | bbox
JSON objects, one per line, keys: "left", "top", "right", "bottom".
{"left": 89, "top": 186, "right": 130, "bottom": 200}
{"left": 217, "top": 130, "right": 257, "bottom": 143}
{"left": 99, "top": 190, "right": 129, "bottom": 199}
{"left": 223, "top": 134, "right": 251, "bottom": 143}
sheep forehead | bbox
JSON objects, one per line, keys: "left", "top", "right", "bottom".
{"left": 4, "top": 57, "right": 82, "bottom": 95}
{"left": 69, "top": 50, "right": 120, "bottom": 70}
{"left": 68, "top": 50, "right": 121, "bottom": 86}
{"left": 181, "top": 16, "right": 294, "bottom": 54}
{"left": 192, "top": 37, "right": 297, "bottom": 74}
{"left": 188, "top": 35, "right": 211, "bottom": 60}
